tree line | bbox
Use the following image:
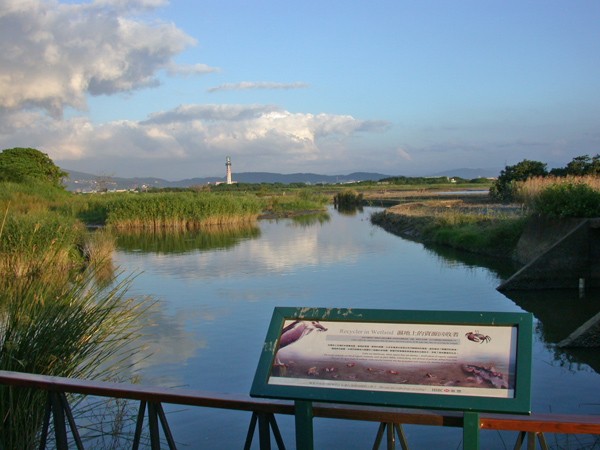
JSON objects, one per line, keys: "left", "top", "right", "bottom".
{"left": 491, "top": 154, "right": 600, "bottom": 201}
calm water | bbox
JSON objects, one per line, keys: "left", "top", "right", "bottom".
{"left": 113, "top": 206, "right": 600, "bottom": 449}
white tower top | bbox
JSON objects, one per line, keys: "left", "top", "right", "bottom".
{"left": 226, "top": 156, "right": 232, "bottom": 184}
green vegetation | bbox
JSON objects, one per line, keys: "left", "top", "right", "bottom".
{"left": 532, "top": 182, "right": 600, "bottom": 218}
{"left": 423, "top": 215, "right": 527, "bottom": 257}
{"left": 490, "top": 159, "right": 548, "bottom": 202}
{"left": 371, "top": 200, "right": 527, "bottom": 257}
{"left": 0, "top": 147, "right": 67, "bottom": 187}
{"left": 0, "top": 221, "right": 147, "bottom": 449}
{"left": 491, "top": 154, "right": 600, "bottom": 206}
{"left": 263, "top": 189, "right": 328, "bottom": 216}
{"left": 100, "top": 192, "right": 264, "bottom": 229}
{"left": 333, "top": 189, "right": 364, "bottom": 210}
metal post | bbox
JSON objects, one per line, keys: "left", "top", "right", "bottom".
{"left": 50, "top": 392, "right": 69, "bottom": 450}
{"left": 294, "top": 400, "right": 314, "bottom": 450}
{"left": 132, "top": 400, "right": 147, "bottom": 450}
{"left": 147, "top": 402, "right": 161, "bottom": 450}
{"left": 463, "top": 411, "right": 480, "bottom": 450}
{"left": 258, "top": 413, "right": 272, "bottom": 450}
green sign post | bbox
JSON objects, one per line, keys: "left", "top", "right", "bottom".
{"left": 251, "top": 307, "right": 533, "bottom": 449}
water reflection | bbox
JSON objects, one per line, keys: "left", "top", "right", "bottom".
{"left": 334, "top": 204, "right": 364, "bottom": 216}
{"left": 115, "top": 223, "right": 260, "bottom": 254}
{"left": 503, "top": 289, "right": 600, "bottom": 373}
{"left": 420, "top": 242, "right": 520, "bottom": 281}
{"left": 288, "top": 211, "right": 330, "bottom": 227}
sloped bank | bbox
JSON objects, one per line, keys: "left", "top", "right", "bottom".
{"left": 370, "top": 199, "right": 526, "bottom": 259}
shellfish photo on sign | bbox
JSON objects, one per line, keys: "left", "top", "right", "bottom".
{"left": 251, "top": 307, "right": 533, "bottom": 414}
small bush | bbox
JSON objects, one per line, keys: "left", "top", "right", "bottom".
{"left": 533, "top": 182, "right": 600, "bottom": 218}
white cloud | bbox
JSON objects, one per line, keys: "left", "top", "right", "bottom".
{"left": 0, "top": 103, "right": 390, "bottom": 178}
{"left": 0, "top": 0, "right": 212, "bottom": 117}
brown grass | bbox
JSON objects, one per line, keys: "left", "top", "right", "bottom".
{"left": 515, "top": 175, "right": 600, "bottom": 206}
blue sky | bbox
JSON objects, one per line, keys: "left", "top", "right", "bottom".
{"left": 1, "top": 0, "right": 599, "bottom": 180}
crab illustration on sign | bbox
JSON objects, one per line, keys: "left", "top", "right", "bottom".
{"left": 465, "top": 331, "right": 491, "bottom": 343}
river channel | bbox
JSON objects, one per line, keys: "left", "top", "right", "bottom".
{"left": 113, "top": 206, "right": 600, "bottom": 449}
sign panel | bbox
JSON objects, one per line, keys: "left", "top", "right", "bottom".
{"left": 251, "top": 307, "right": 533, "bottom": 413}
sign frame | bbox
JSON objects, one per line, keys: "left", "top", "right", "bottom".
{"left": 251, "top": 307, "right": 533, "bottom": 414}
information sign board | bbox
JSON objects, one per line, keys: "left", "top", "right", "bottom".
{"left": 251, "top": 307, "right": 532, "bottom": 414}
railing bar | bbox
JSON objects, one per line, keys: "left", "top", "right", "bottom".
{"left": 58, "top": 392, "right": 85, "bottom": 450}
{"left": 2, "top": 370, "right": 600, "bottom": 447}
{"left": 132, "top": 400, "right": 147, "bottom": 450}
{"left": 267, "top": 413, "right": 286, "bottom": 450}
{"left": 537, "top": 432, "right": 549, "bottom": 450}
{"left": 155, "top": 401, "right": 178, "bottom": 450}
{"left": 243, "top": 412, "right": 259, "bottom": 450}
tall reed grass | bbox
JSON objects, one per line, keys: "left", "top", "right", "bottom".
{"left": 0, "top": 265, "right": 148, "bottom": 449}
{"left": 0, "top": 197, "right": 145, "bottom": 448}
{"left": 265, "top": 190, "right": 328, "bottom": 214}
{"left": 514, "top": 175, "right": 600, "bottom": 206}
{"left": 0, "top": 210, "right": 84, "bottom": 283}
{"left": 97, "top": 192, "right": 265, "bottom": 230}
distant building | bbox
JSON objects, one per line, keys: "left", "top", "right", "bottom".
{"left": 226, "top": 156, "right": 233, "bottom": 184}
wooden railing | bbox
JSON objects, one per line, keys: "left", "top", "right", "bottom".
{"left": 1, "top": 370, "right": 599, "bottom": 449}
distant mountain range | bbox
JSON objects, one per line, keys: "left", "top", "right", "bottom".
{"left": 63, "top": 167, "right": 500, "bottom": 192}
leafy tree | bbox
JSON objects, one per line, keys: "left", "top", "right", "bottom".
{"left": 0, "top": 147, "right": 67, "bottom": 188}
{"left": 565, "top": 154, "right": 600, "bottom": 176}
{"left": 490, "top": 159, "right": 547, "bottom": 201}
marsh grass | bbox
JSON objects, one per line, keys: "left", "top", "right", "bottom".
{"left": 0, "top": 202, "right": 149, "bottom": 448}
{"left": 514, "top": 175, "right": 600, "bottom": 206}
{"left": 374, "top": 199, "right": 527, "bottom": 257}
{"left": 0, "top": 261, "right": 149, "bottom": 449}
{"left": 0, "top": 210, "right": 84, "bottom": 283}
{"left": 266, "top": 190, "right": 328, "bottom": 214}
{"left": 97, "top": 192, "right": 265, "bottom": 229}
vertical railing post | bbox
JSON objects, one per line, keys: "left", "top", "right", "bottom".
{"left": 147, "top": 401, "right": 161, "bottom": 450}
{"left": 50, "top": 391, "right": 69, "bottom": 450}
{"left": 244, "top": 412, "right": 286, "bottom": 450}
{"left": 463, "top": 412, "right": 480, "bottom": 450}
{"left": 132, "top": 400, "right": 147, "bottom": 450}
{"left": 258, "top": 413, "right": 272, "bottom": 450}
{"left": 294, "top": 400, "right": 314, "bottom": 450}
{"left": 38, "top": 391, "right": 84, "bottom": 450}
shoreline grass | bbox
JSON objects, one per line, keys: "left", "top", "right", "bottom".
{"left": 371, "top": 198, "right": 527, "bottom": 258}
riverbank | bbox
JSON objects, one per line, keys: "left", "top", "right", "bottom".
{"left": 369, "top": 194, "right": 527, "bottom": 258}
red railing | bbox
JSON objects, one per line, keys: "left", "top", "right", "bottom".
{"left": 1, "top": 370, "right": 599, "bottom": 449}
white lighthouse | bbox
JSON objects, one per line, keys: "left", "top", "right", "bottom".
{"left": 225, "top": 156, "right": 232, "bottom": 184}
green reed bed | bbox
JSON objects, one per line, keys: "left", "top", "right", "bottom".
{"left": 424, "top": 215, "right": 527, "bottom": 257}
{"left": 93, "top": 192, "right": 265, "bottom": 230}
{"left": 0, "top": 209, "right": 85, "bottom": 281}
{"left": 265, "top": 190, "right": 328, "bottom": 215}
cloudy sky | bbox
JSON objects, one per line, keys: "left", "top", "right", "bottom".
{"left": 1, "top": 0, "right": 599, "bottom": 180}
